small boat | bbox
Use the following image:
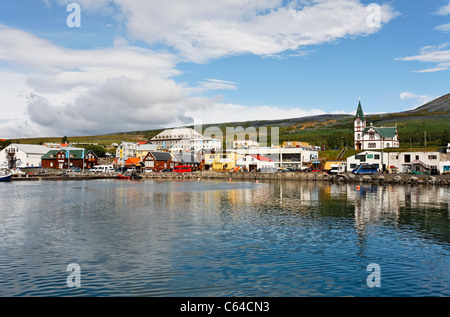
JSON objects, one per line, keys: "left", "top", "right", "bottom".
{"left": 0, "top": 169, "right": 12, "bottom": 182}
{"left": 118, "top": 174, "right": 142, "bottom": 180}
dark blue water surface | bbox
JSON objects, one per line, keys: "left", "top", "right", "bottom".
{"left": 0, "top": 179, "right": 449, "bottom": 296}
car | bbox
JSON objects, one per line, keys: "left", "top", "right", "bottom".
{"left": 161, "top": 169, "right": 173, "bottom": 172}
{"left": 69, "top": 166, "right": 81, "bottom": 172}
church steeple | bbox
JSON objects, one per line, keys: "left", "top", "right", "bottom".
{"left": 354, "top": 100, "right": 365, "bottom": 121}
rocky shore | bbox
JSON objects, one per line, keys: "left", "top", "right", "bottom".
{"left": 10, "top": 170, "right": 450, "bottom": 186}
{"left": 141, "top": 171, "right": 450, "bottom": 186}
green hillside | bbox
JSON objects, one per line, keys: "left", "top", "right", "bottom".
{"left": 6, "top": 93, "right": 450, "bottom": 151}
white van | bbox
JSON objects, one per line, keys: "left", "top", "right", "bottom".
{"left": 329, "top": 162, "right": 347, "bottom": 174}
{"left": 88, "top": 165, "right": 114, "bottom": 173}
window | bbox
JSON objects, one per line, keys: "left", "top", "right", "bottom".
{"left": 404, "top": 154, "right": 411, "bottom": 163}
{"left": 375, "top": 155, "right": 380, "bottom": 159}
{"left": 428, "top": 155, "right": 437, "bottom": 160}
{"left": 415, "top": 155, "right": 419, "bottom": 160}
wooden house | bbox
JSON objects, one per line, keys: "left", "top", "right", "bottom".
{"left": 41, "top": 149, "right": 98, "bottom": 170}
{"left": 143, "top": 151, "right": 173, "bottom": 171}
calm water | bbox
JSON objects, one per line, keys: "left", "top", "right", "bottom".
{"left": 0, "top": 179, "right": 449, "bottom": 297}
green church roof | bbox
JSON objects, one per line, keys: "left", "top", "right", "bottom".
{"left": 354, "top": 101, "right": 365, "bottom": 121}
{"left": 363, "top": 126, "right": 397, "bottom": 138}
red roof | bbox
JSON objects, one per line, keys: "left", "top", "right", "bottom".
{"left": 60, "top": 143, "right": 70, "bottom": 147}
{"left": 125, "top": 157, "right": 141, "bottom": 165}
{"left": 249, "top": 155, "right": 272, "bottom": 162}
{"left": 137, "top": 142, "right": 148, "bottom": 145}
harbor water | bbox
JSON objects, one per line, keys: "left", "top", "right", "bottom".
{"left": 0, "top": 179, "right": 449, "bottom": 296}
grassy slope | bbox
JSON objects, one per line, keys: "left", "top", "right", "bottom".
{"left": 8, "top": 95, "right": 449, "bottom": 151}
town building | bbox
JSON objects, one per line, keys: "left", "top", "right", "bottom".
{"left": 354, "top": 101, "right": 400, "bottom": 150}
{"left": 115, "top": 142, "right": 138, "bottom": 160}
{"left": 172, "top": 153, "right": 202, "bottom": 170}
{"left": 346, "top": 150, "right": 450, "bottom": 173}
{"left": 151, "top": 128, "right": 222, "bottom": 152}
{"left": 204, "top": 151, "right": 242, "bottom": 171}
{"left": 136, "top": 143, "right": 158, "bottom": 161}
{"left": 41, "top": 149, "right": 98, "bottom": 170}
{"left": 143, "top": 151, "right": 173, "bottom": 171}
{"left": 235, "top": 154, "right": 275, "bottom": 171}
{"left": 0, "top": 144, "right": 52, "bottom": 169}
{"left": 234, "top": 146, "right": 319, "bottom": 170}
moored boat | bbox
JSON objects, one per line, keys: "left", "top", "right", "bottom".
{"left": 0, "top": 169, "right": 12, "bottom": 182}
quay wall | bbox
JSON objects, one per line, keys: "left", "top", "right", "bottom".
{"left": 141, "top": 171, "right": 450, "bottom": 186}
{"left": 10, "top": 170, "right": 450, "bottom": 186}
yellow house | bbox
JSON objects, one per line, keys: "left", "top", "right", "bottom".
{"left": 205, "top": 151, "right": 242, "bottom": 171}
{"left": 136, "top": 144, "right": 158, "bottom": 161}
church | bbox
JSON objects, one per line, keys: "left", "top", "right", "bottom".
{"left": 354, "top": 101, "right": 399, "bottom": 150}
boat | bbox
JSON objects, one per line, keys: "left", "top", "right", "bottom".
{"left": 118, "top": 174, "right": 142, "bottom": 180}
{"left": 0, "top": 169, "right": 12, "bottom": 182}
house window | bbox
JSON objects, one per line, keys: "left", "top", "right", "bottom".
{"left": 404, "top": 154, "right": 411, "bottom": 163}
{"left": 415, "top": 155, "right": 419, "bottom": 160}
{"left": 50, "top": 162, "right": 53, "bottom": 167}
{"left": 428, "top": 155, "right": 437, "bottom": 160}
{"left": 375, "top": 155, "right": 380, "bottom": 159}
{"left": 369, "top": 132, "right": 375, "bottom": 140}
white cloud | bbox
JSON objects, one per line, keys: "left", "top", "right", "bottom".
{"left": 189, "top": 102, "right": 327, "bottom": 125}
{"left": 435, "top": 23, "right": 450, "bottom": 33}
{"left": 113, "top": 0, "right": 398, "bottom": 62}
{"left": 0, "top": 0, "right": 400, "bottom": 138}
{"left": 399, "top": 92, "right": 434, "bottom": 108}
{"left": 396, "top": 43, "right": 450, "bottom": 73}
{"left": 435, "top": 2, "right": 450, "bottom": 15}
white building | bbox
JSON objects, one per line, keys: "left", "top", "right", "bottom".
{"left": 233, "top": 139, "right": 260, "bottom": 149}
{"left": 234, "top": 146, "right": 319, "bottom": 169}
{"left": 346, "top": 151, "right": 390, "bottom": 172}
{"left": 115, "top": 142, "right": 138, "bottom": 159}
{"left": 236, "top": 154, "right": 276, "bottom": 171}
{"left": 346, "top": 150, "right": 449, "bottom": 173}
{"left": 0, "top": 144, "right": 51, "bottom": 168}
{"left": 354, "top": 101, "right": 400, "bottom": 150}
{"left": 151, "top": 128, "right": 221, "bottom": 152}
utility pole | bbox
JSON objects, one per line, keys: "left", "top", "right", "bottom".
{"left": 424, "top": 131, "right": 426, "bottom": 148}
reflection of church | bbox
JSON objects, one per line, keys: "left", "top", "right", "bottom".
{"left": 354, "top": 101, "right": 399, "bottom": 150}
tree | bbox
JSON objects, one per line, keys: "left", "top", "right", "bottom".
{"left": 62, "top": 136, "right": 69, "bottom": 144}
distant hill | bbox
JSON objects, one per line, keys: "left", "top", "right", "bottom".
{"left": 8, "top": 93, "right": 450, "bottom": 149}
{"left": 407, "top": 93, "right": 450, "bottom": 113}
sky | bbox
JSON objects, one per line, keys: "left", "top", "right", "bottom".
{"left": 0, "top": 0, "right": 449, "bottom": 138}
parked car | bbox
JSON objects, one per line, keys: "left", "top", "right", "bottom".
{"left": 161, "top": 169, "right": 173, "bottom": 173}
{"left": 69, "top": 166, "right": 81, "bottom": 172}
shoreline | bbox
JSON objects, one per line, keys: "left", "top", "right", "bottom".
{"left": 9, "top": 171, "right": 450, "bottom": 186}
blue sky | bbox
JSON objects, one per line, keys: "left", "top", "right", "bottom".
{"left": 0, "top": 0, "right": 449, "bottom": 138}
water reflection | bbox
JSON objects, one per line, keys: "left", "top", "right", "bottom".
{"left": 0, "top": 179, "right": 449, "bottom": 296}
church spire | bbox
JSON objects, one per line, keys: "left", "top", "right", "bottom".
{"left": 355, "top": 100, "right": 365, "bottom": 121}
